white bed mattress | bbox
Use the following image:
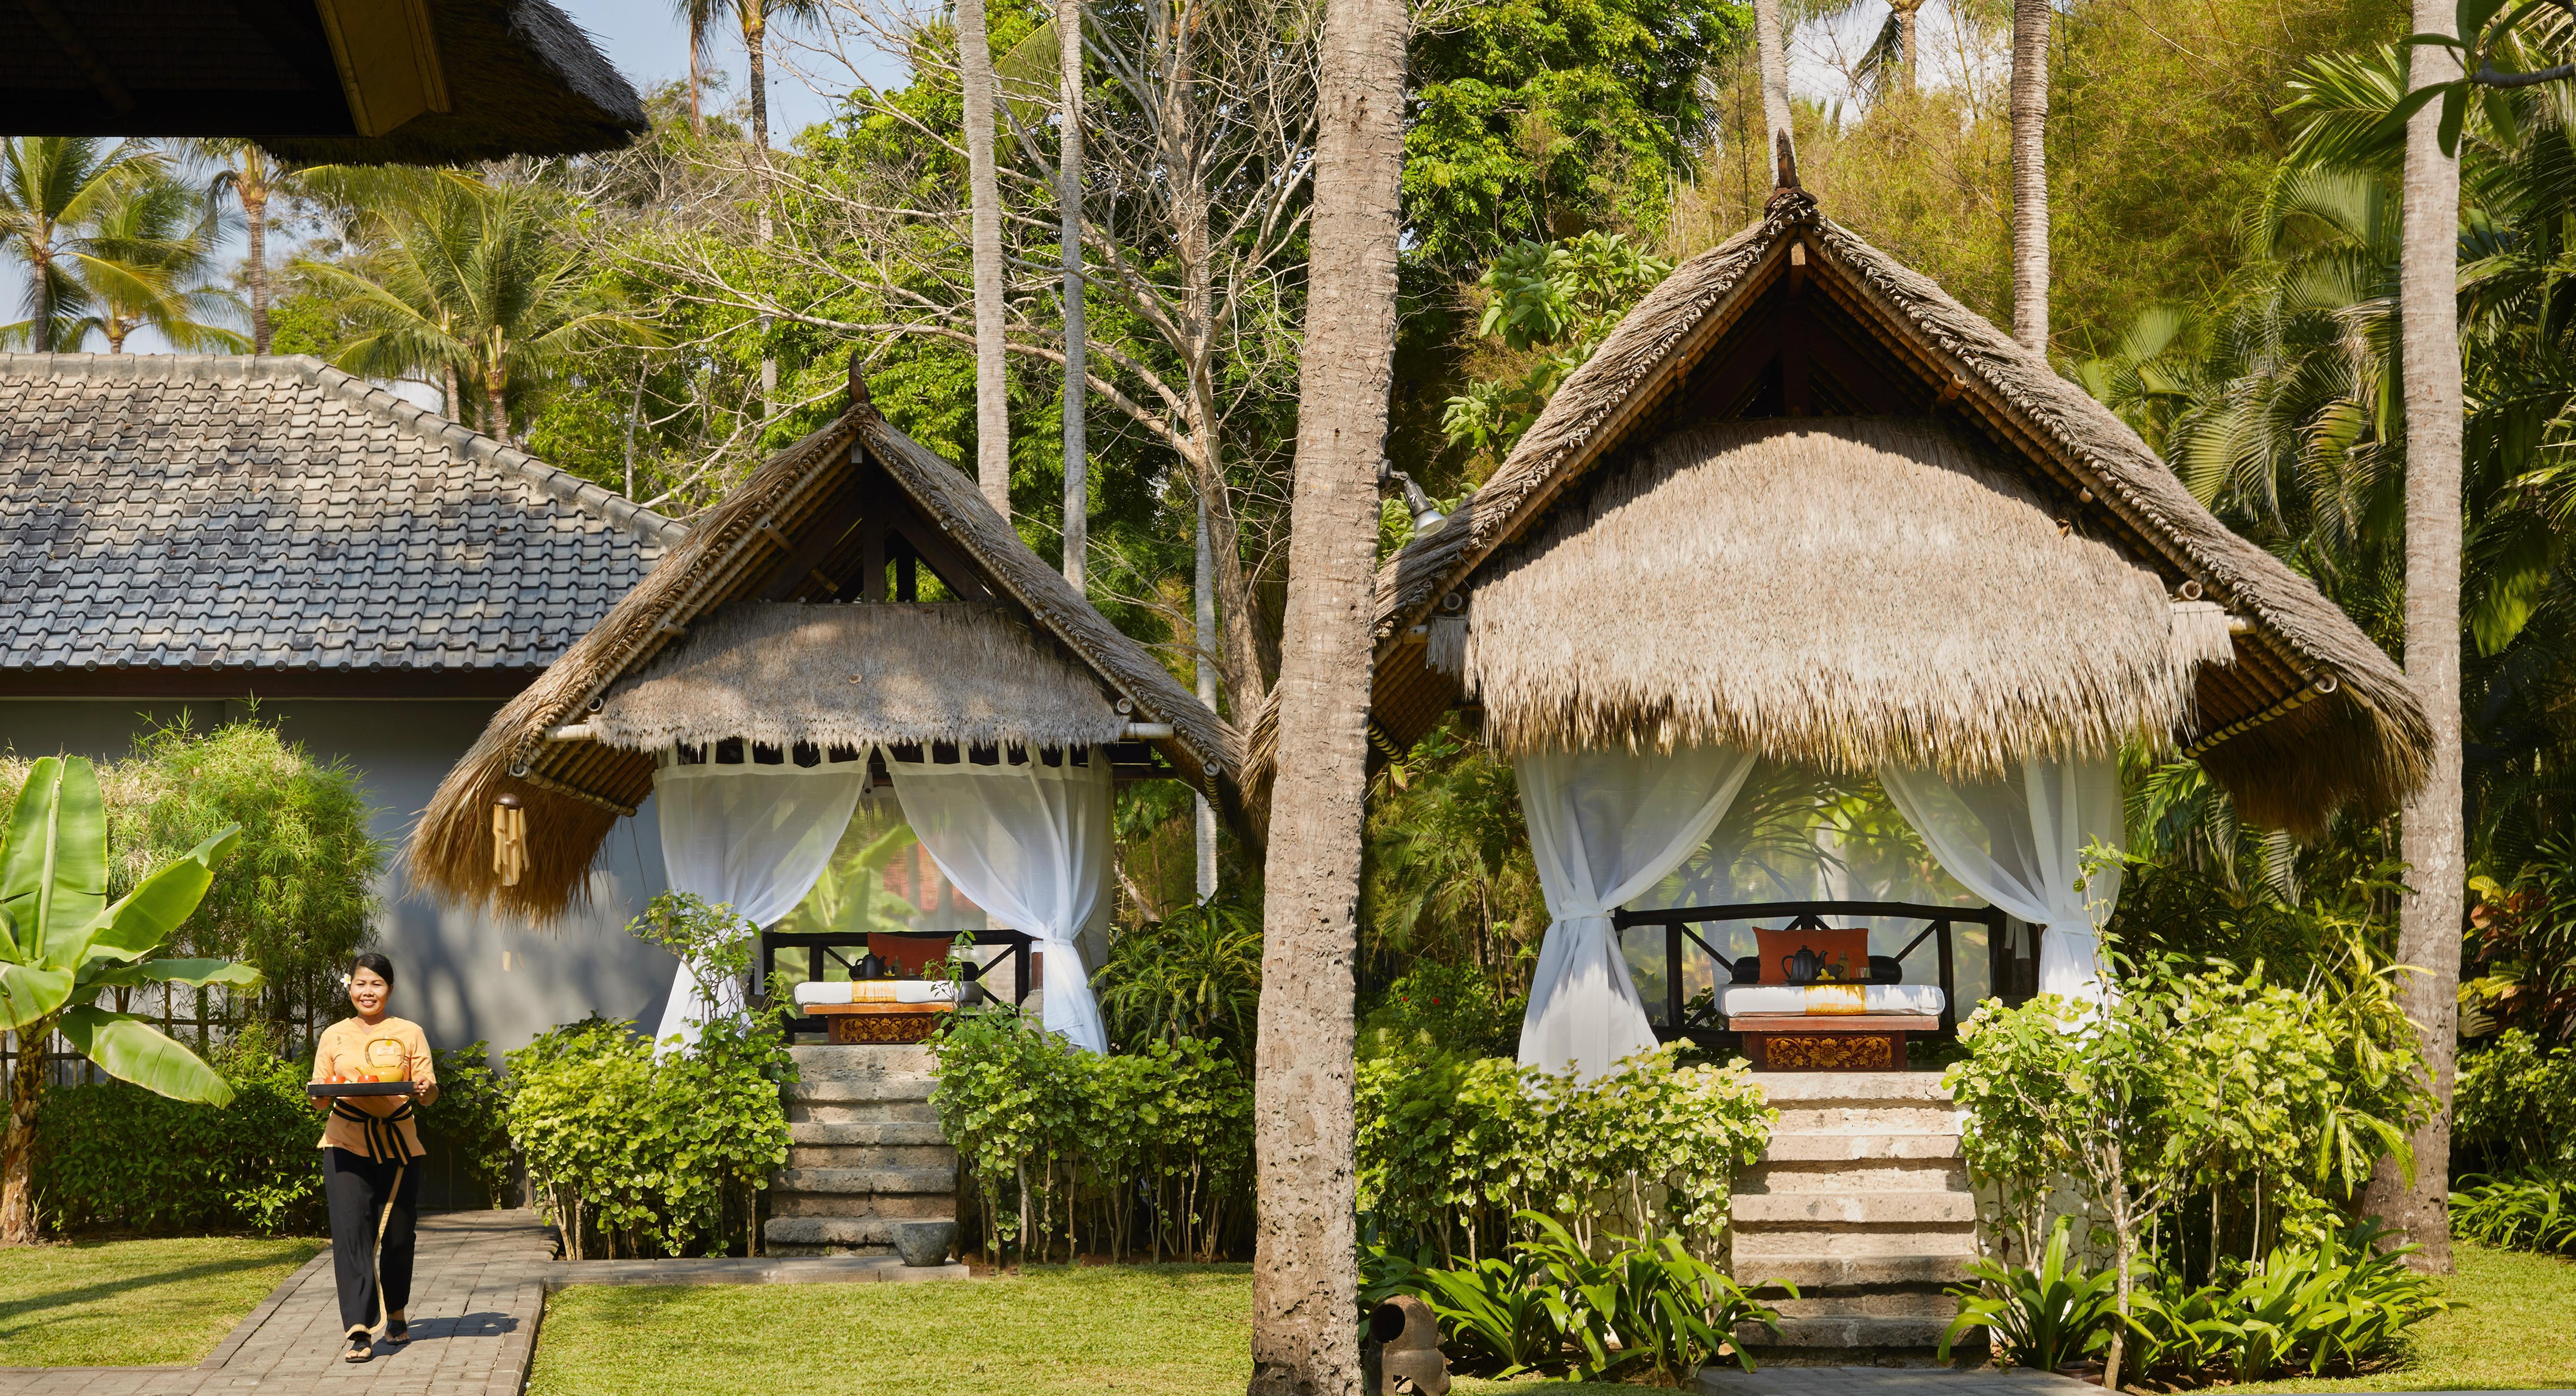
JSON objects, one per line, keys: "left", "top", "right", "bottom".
{"left": 1716, "top": 983, "right": 1946, "bottom": 1017}
{"left": 794, "top": 980, "right": 958, "bottom": 1006}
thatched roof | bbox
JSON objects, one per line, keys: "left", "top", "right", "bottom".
{"left": 1253, "top": 194, "right": 2429, "bottom": 837}
{"left": 590, "top": 602, "right": 1130, "bottom": 754}
{"left": 1463, "top": 416, "right": 2235, "bottom": 775}
{"left": 0, "top": 0, "right": 645, "bottom": 165}
{"left": 408, "top": 371, "right": 1247, "bottom": 922}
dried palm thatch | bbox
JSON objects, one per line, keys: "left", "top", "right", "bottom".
{"left": 590, "top": 602, "right": 1127, "bottom": 753}
{"left": 1461, "top": 417, "right": 2233, "bottom": 774}
{"left": 1252, "top": 194, "right": 2430, "bottom": 836}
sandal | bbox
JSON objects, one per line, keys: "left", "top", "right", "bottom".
{"left": 344, "top": 1328, "right": 375, "bottom": 1363}
{"left": 384, "top": 1313, "right": 409, "bottom": 1344}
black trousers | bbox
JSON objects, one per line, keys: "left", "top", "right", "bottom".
{"left": 323, "top": 1146, "right": 421, "bottom": 1333}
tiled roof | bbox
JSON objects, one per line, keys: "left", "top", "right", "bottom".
{"left": 0, "top": 354, "right": 686, "bottom": 674}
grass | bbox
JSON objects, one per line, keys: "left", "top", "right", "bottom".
{"left": 0, "top": 1235, "right": 322, "bottom": 1368}
{"left": 2225, "top": 1240, "right": 2576, "bottom": 1392}
{"left": 529, "top": 1241, "right": 2576, "bottom": 1396}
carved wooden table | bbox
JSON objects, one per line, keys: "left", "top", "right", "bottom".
{"left": 808, "top": 1000, "right": 955, "bottom": 1044}
{"left": 1727, "top": 1012, "right": 1940, "bottom": 1071}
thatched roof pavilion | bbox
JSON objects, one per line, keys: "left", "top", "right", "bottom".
{"left": 411, "top": 362, "right": 1247, "bottom": 923}
{"left": 1253, "top": 190, "right": 2429, "bottom": 839}
{"left": 0, "top": 0, "right": 645, "bottom": 164}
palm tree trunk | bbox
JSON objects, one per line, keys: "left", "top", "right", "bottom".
{"left": 30, "top": 247, "right": 51, "bottom": 354}
{"left": 245, "top": 183, "right": 271, "bottom": 354}
{"left": 2008, "top": 0, "right": 2049, "bottom": 354}
{"left": 1895, "top": 0, "right": 1921, "bottom": 90}
{"left": 1753, "top": 0, "right": 1792, "bottom": 179}
{"left": 1196, "top": 496, "right": 1219, "bottom": 901}
{"left": 1058, "top": 0, "right": 1088, "bottom": 587}
{"left": 689, "top": 15, "right": 708, "bottom": 139}
{"left": 746, "top": 7, "right": 778, "bottom": 419}
{"left": 2, "top": 1015, "right": 55, "bottom": 1244}
{"left": 444, "top": 363, "right": 463, "bottom": 425}
{"left": 1245, "top": 0, "right": 1407, "bottom": 1384}
{"left": 2369, "top": 0, "right": 2466, "bottom": 1273}
{"left": 957, "top": 0, "right": 1012, "bottom": 519}
{"left": 486, "top": 373, "right": 511, "bottom": 447}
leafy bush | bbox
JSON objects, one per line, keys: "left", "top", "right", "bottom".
{"left": 35, "top": 1023, "right": 324, "bottom": 1235}
{"left": 1355, "top": 1043, "right": 1771, "bottom": 1258}
{"left": 1941, "top": 1219, "right": 2119, "bottom": 1370}
{"left": 1358, "top": 960, "right": 1519, "bottom": 1062}
{"left": 2450, "top": 1171, "right": 2576, "bottom": 1255}
{"left": 2465, "top": 842, "right": 2576, "bottom": 1044}
{"left": 2126, "top": 1222, "right": 2448, "bottom": 1383}
{"left": 1092, "top": 898, "right": 1262, "bottom": 1065}
{"left": 2453, "top": 1029, "right": 2576, "bottom": 1175}
{"left": 504, "top": 893, "right": 796, "bottom": 1260}
{"left": 930, "top": 1007, "right": 1252, "bottom": 1263}
{"left": 415, "top": 1041, "right": 513, "bottom": 1207}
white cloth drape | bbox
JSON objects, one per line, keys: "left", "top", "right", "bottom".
{"left": 887, "top": 750, "right": 1112, "bottom": 1053}
{"left": 651, "top": 760, "right": 870, "bottom": 1051}
{"left": 1514, "top": 746, "right": 1759, "bottom": 1078}
{"left": 1878, "top": 756, "right": 2125, "bottom": 1005}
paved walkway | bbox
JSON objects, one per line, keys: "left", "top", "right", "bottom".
{"left": 1, "top": 1210, "right": 965, "bottom": 1396}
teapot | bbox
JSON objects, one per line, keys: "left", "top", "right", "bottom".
{"left": 1781, "top": 945, "right": 1822, "bottom": 985}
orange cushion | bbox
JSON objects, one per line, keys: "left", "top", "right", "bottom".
{"left": 1753, "top": 927, "right": 1871, "bottom": 985}
{"left": 869, "top": 933, "right": 952, "bottom": 978}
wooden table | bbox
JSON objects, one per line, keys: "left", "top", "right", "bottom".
{"left": 808, "top": 1001, "right": 955, "bottom": 1044}
{"left": 1727, "top": 1012, "right": 1940, "bottom": 1071}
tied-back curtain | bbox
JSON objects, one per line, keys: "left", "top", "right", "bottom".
{"left": 886, "top": 750, "right": 1112, "bottom": 1054}
{"left": 1878, "top": 756, "right": 2124, "bottom": 1004}
{"left": 651, "top": 760, "right": 871, "bottom": 1052}
{"left": 1515, "top": 745, "right": 1759, "bottom": 1078}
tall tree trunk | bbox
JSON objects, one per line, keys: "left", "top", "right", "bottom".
{"left": 1245, "top": 0, "right": 1407, "bottom": 1384}
{"left": 444, "top": 363, "right": 463, "bottom": 425}
{"left": 1752, "top": 0, "right": 1792, "bottom": 177}
{"left": 958, "top": 0, "right": 1012, "bottom": 519}
{"left": 1893, "top": 0, "right": 1921, "bottom": 90}
{"left": 30, "top": 244, "right": 51, "bottom": 354}
{"left": 2008, "top": 0, "right": 2049, "bottom": 354}
{"left": 689, "top": 15, "right": 708, "bottom": 138}
{"left": 2369, "top": 0, "right": 2466, "bottom": 1273}
{"left": 2, "top": 1016, "right": 54, "bottom": 1244}
{"left": 486, "top": 372, "right": 511, "bottom": 448}
{"left": 245, "top": 182, "right": 271, "bottom": 354}
{"left": 1197, "top": 496, "right": 1220, "bottom": 901}
{"left": 1058, "top": 0, "right": 1088, "bottom": 586}
{"left": 746, "top": 8, "right": 778, "bottom": 420}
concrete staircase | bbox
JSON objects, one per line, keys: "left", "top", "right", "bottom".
{"left": 764, "top": 1044, "right": 958, "bottom": 1256}
{"left": 1728, "top": 1072, "right": 1977, "bottom": 1354}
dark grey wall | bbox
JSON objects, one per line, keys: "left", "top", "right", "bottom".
{"left": 2, "top": 698, "right": 678, "bottom": 1065}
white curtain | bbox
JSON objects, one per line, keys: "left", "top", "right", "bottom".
{"left": 887, "top": 750, "right": 1112, "bottom": 1053}
{"left": 1878, "top": 756, "right": 2125, "bottom": 1005}
{"left": 1515, "top": 745, "right": 1759, "bottom": 1078}
{"left": 651, "top": 761, "right": 870, "bottom": 1051}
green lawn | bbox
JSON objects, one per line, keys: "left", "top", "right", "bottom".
{"left": 529, "top": 1242, "right": 2576, "bottom": 1396}
{"left": 0, "top": 1235, "right": 322, "bottom": 1368}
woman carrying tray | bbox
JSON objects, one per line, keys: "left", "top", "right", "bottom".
{"left": 307, "top": 952, "right": 439, "bottom": 1364}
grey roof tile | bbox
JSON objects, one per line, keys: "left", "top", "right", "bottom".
{"left": 0, "top": 354, "right": 683, "bottom": 672}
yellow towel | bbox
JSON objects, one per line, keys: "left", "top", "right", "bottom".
{"left": 1801, "top": 983, "right": 1868, "bottom": 1015}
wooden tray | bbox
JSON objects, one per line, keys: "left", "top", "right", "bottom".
{"left": 310, "top": 1081, "right": 417, "bottom": 1097}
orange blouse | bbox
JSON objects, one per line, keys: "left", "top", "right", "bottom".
{"left": 310, "top": 1016, "right": 438, "bottom": 1161}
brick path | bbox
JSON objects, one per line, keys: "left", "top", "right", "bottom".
{"left": 2, "top": 1209, "right": 968, "bottom": 1396}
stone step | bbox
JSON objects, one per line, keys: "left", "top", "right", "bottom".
{"left": 789, "top": 1142, "right": 957, "bottom": 1170}
{"left": 764, "top": 1215, "right": 916, "bottom": 1251}
{"left": 789, "top": 1119, "right": 949, "bottom": 1148}
{"left": 772, "top": 1165, "right": 956, "bottom": 1195}
{"left": 1765, "top": 1104, "right": 1965, "bottom": 1135}
{"left": 1739, "top": 1314, "right": 1962, "bottom": 1349}
{"left": 767, "top": 1190, "right": 956, "bottom": 1220}
{"left": 1732, "top": 1253, "right": 1974, "bottom": 1291}
{"left": 1732, "top": 1226, "right": 1977, "bottom": 1262}
{"left": 786, "top": 1098, "right": 942, "bottom": 1126}
{"left": 1757, "top": 1131, "right": 1963, "bottom": 1162}
{"left": 1731, "top": 1192, "right": 1976, "bottom": 1226}
{"left": 790, "top": 1044, "right": 938, "bottom": 1079}
{"left": 785, "top": 1076, "right": 937, "bottom": 1106}
{"left": 1769, "top": 1292, "right": 1958, "bottom": 1320}
{"left": 1755, "top": 1072, "right": 1953, "bottom": 1104}
{"left": 1737, "top": 1158, "right": 1963, "bottom": 1194}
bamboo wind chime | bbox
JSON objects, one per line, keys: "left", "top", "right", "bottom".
{"left": 492, "top": 792, "right": 529, "bottom": 887}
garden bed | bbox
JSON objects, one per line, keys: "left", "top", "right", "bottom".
{"left": 0, "top": 1235, "right": 322, "bottom": 1367}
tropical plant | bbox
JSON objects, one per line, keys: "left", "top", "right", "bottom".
{"left": 1407, "top": 1247, "right": 1566, "bottom": 1376}
{"left": 189, "top": 139, "right": 301, "bottom": 352}
{"left": 0, "top": 756, "right": 252, "bottom": 1244}
{"left": 2465, "top": 843, "right": 2576, "bottom": 1043}
{"left": 73, "top": 168, "right": 240, "bottom": 353}
{"left": 1515, "top": 1212, "right": 1783, "bottom": 1381}
{"left": 292, "top": 176, "right": 654, "bottom": 443}
{"left": 2453, "top": 1029, "right": 2576, "bottom": 1174}
{"left": 1440, "top": 231, "right": 1674, "bottom": 469}
{"left": 1939, "top": 1219, "right": 2120, "bottom": 1370}
{"left": 0, "top": 137, "right": 190, "bottom": 352}
{"left": 2450, "top": 1170, "right": 2576, "bottom": 1253}
{"left": 1093, "top": 897, "right": 1263, "bottom": 1064}
{"left": 2217, "top": 1222, "right": 2448, "bottom": 1379}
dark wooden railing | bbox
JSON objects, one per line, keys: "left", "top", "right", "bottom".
{"left": 759, "top": 928, "right": 1040, "bottom": 1039}
{"left": 1608, "top": 900, "right": 2014, "bottom": 1048}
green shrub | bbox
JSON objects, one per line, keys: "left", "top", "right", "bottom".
{"left": 1940, "top": 1219, "right": 2120, "bottom": 1370}
{"left": 2450, "top": 1171, "right": 2576, "bottom": 1255}
{"left": 1093, "top": 898, "right": 1262, "bottom": 1065}
{"left": 415, "top": 1042, "right": 513, "bottom": 1207}
{"left": 929, "top": 1007, "right": 1251, "bottom": 1263}
{"left": 2453, "top": 1029, "right": 2576, "bottom": 1175}
{"left": 1355, "top": 1042, "right": 1771, "bottom": 1258}
{"left": 34, "top": 1023, "right": 323, "bottom": 1235}
{"left": 1358, "top": 961, "right": 1518, "bottom": 1062}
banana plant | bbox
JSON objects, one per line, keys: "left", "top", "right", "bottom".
{"left": 2, "top": 756, "right": 254, "bottom": 1243}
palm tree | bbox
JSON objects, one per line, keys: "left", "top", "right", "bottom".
{"left": 293, "top": 179, "right": 653, "bottom": 444}
{"left": 1057, "top": 0, "right": 1088, "bottom": 576}
{"left": 957, "top": 0, "right": 1010, "bottom": 518}
{"left": 1247, "top": 0, "right": 1409, "bottom": 1386}
{"left": 0, "top": 137, "right": 170, "bottom": 353}
{"left": 674, "top": 0, "right": 717, "bottom": 138}
{"left": 79, "top": 170, "right": 243, "bottom": 354}
{"left": 192, "top": 140, "right": 296, "bottom": 353}
{"left": 2009, "top": 0, "right": 2049, "bottom": 353}
{"left": 1755, "top": 0, "right": 1794, "bottom": 169}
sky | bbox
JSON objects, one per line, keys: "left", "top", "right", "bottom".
{"left": 554, "top": 0, "right": 907, "bottom": 140}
